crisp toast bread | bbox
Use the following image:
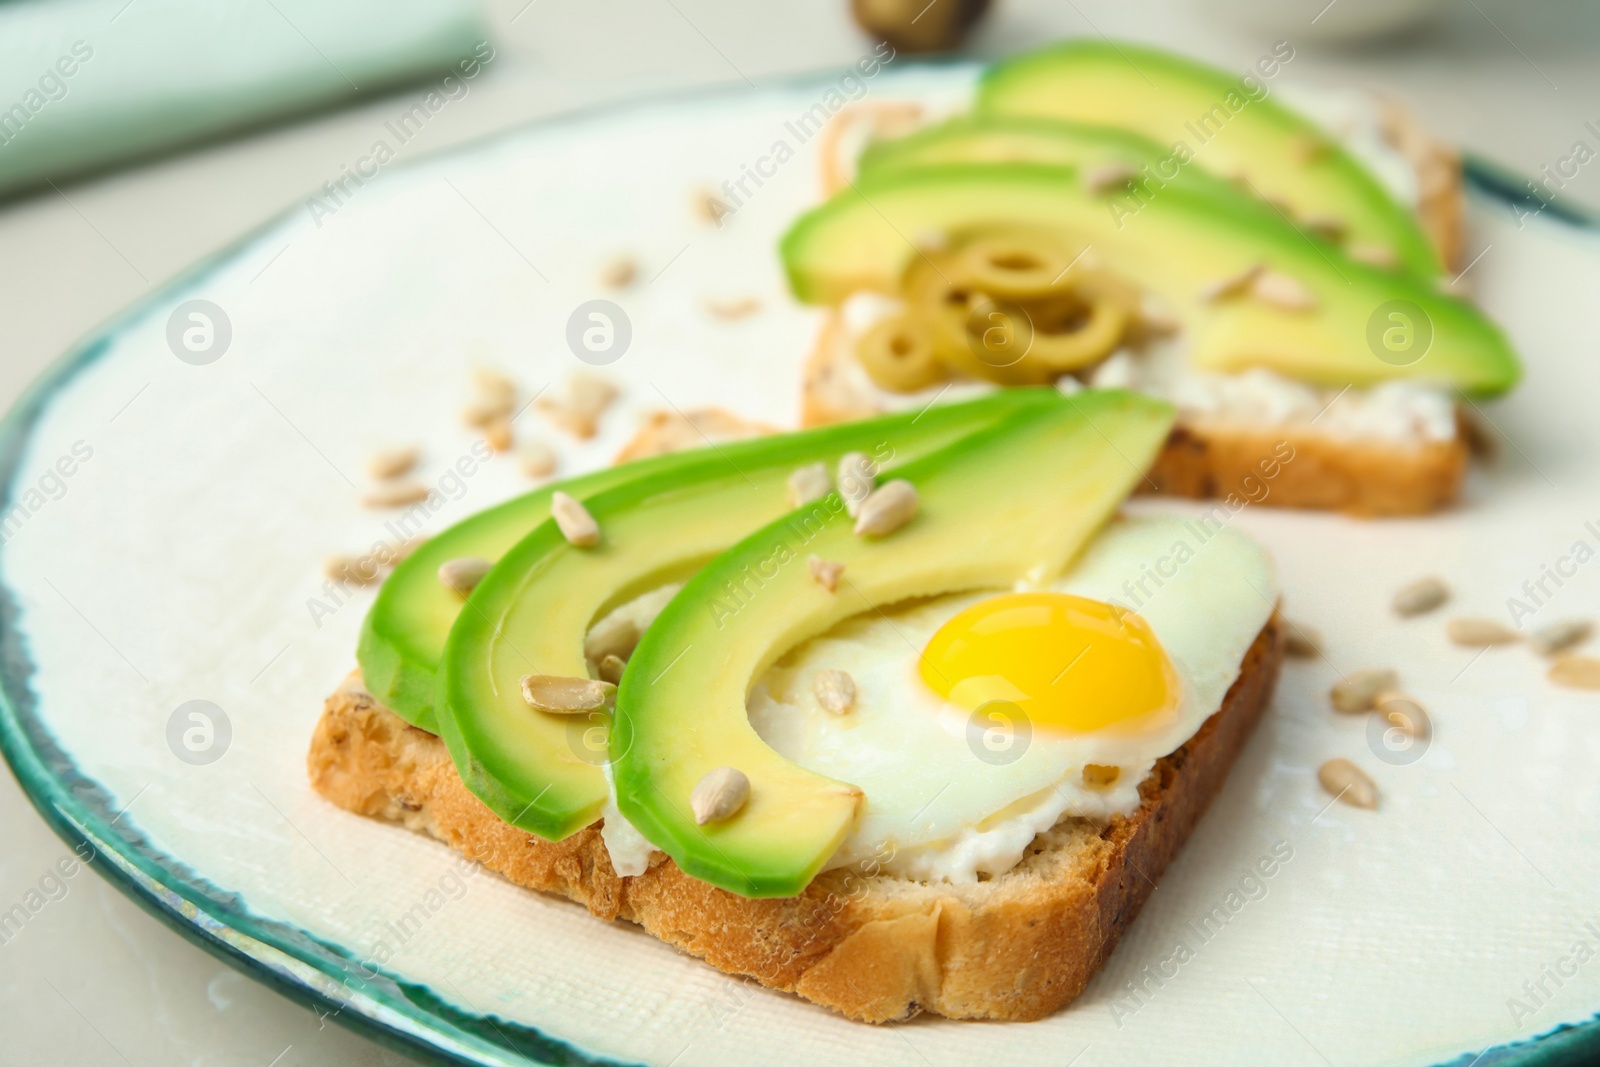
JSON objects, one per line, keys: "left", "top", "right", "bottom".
{"left": 307, "top": 615, "right": 1283, "bottom": 1023}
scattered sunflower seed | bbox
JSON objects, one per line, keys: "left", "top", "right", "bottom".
{"left": 1082, "top": 764, "right": 1121, "bottom": 790}
{"left": 472, "top": 365, "right": 518, "bottom": 405}
{"left": 437, "top": 557, "right": 492, "bottom": 596}
{"left": 705, "top": 296, "right": 762, "bottom": 320}
{"left": 808, "top": 555, "right": 845, "bottom": 592}
{"left": 837, "top": 452, "right": 876, "bottom": 517}
{"left": 600, "top": 255, "right": 637, "bottom": 289}
{"left": 1199, "top": 262, "right": 1265, "bottom": 304}
{"left": 854, "top": 480, "right": 919, "bottom": 538}
{"left": 1290, "top": 134, "right": 1333, "bottom": 165}
{"left": 520, "top": 439, "right": 558, "bottom": 480}
{"left": 462, "top": 395, "right": 515, "bottom": 428}
{"left": 361, "top": 480, "right": 431, "bottom": 509}
{"left": 1302, "top": 215, "right": 1348, "bottom": 243}
{"left": 1549, "top": 655, "right": 1600, "bottom": 691}
{"left": 1318, "top": 758, "right": 1378, "bottom": 810}
{"left": 551, "top": 491, "right": 600, "bottom": 547}
{"left": 813, "top": 669, "right": 857, "bottom": 715}
{"left": 1445, "top": 617, "right": 1520, "bottom": 647}
{"left": 1330, "top": 668, "right": 1399, "bottom": 714}
{"left": 324, "top": 553, "right": 383, "bottom": 586}
{"left": 694, "top": 187, "right": 730, "bottom": 226}
{"left": 366, "top": 445, "right": 420, "bottom": 480}
{"left": 1083, "top": 162, "right": 1139, "bottom": 195}
{"left": 1250, "top": 270, "right": 1318, "bottom": 312}
{"left": 1374, "top": 690, "right": 1430, "bottom": 739}
{"left": 1530, "top": 619, "right": 1593, "bottom": 658}
{"left": 691, "top": 766, "right": 750, "bottom": 825}
{"left": 519, "top": 674, "right": 616, "bottom": 714}
{"left": 1283, "top": 621, "right": 1322, "bottom": 658}
{"left": 1393, "top": 576, "right": 1449, "bottom": 618}
{"left": 483, "top": 416, "right": 514, "bottom": 454}
{"left": 1347, "top": 243, "right": 1400, "bottom": 269}
{"left": 788, "top": 462, "right": 831, "bottom": 508}
{"left": 598, "top": 654, "right": 627, "bottom": 685}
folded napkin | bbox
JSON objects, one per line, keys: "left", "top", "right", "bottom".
{"left": 0, "top": 0, "right": 489, "bottom": 197}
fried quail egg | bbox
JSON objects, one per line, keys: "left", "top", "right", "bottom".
{"left": 747, "top": 515, "right": 1277, "bottom": 883}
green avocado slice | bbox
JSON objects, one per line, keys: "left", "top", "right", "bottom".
{"left": 436, "top": 390, "right": 1063, "bottom": 841}
{"left": 781, "top": 164, "right": 1518, "bottom": 396}
{"left": 358, "top": 447, "right": 725, "bottom": 731}
{"left": 976, "top": 40, "right": 1442, "bottom": 278}
{"left": 612, "top": 389, "right": 1176, "bottom": 898}
{"left": 857, "top": 114, "right": 1233, "bottom": 202}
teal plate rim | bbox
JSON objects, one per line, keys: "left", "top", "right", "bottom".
{"left": 0, "top": 60, "right": 1597, "bottom": 1067}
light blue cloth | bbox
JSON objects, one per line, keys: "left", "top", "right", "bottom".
{"left": 0, "top": 0, "right": 489, "bottom": 196}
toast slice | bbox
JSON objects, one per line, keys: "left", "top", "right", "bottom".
{"left": 800, "top": 97, "right": 1471, "bottom": 518}
{"left": 307, "top": 614, "right": 1283, "bottom": 1023}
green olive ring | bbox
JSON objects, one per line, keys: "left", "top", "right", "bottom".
{"left": 952, "top": 234, "right": 1076, "bottom": 300}
{"left": 854, "top": 314, "right": 950, "bottom": 393}
{"left": 1024, "top": 293, "right": 1133, "bottom": 373}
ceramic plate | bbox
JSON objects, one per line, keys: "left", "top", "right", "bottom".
{"left": 3, "top": 62, "right": 1599, "bottom": 1067}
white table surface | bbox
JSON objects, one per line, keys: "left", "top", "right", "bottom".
{"left": 1, "top": 1, "right": 1597, "bottom": 1064}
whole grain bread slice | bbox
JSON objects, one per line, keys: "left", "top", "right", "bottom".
{"left": 307, "top": 615, "right": 1283, "bottom": 1023}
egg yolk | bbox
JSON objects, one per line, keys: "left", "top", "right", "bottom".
{"left": 919, "top": 592, "right": 1177, "bottom": 734}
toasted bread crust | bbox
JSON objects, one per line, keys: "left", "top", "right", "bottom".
{"left": 307, "top": 617, "right": 1282, "bottom": 1023}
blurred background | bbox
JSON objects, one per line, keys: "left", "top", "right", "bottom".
{"left": 0, "top": 0, "right": 1596, "bottom": 1062}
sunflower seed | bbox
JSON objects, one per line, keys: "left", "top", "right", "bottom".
{"left": 483, "top": 417, "right": 514, "bottom": 454}
{"left": 837, "top": 452, "right": 876, "bottom": 517}
{"left": 568, "top": 371, "right": 619, "bottom": 416}
{"left": 437, "top": 557, "right": 492, "bottom": 596}
{"left": 1394, "top": 576, "right": 1449, "bottom": 617}
{"left": 519, "top": 674, "right": 616, "bottom": 714}
{"left": 705, "top": 296, "right": 762, "bottom": 320}
{"left": 1549, "top": 655, "right": 1600, "bottom": 690}
{"left": 520, "top": 439, "right": 558, "bottom": 480}
{"left": 1530, "top": 619, "right": 1593, "bottom": 657}
{"left": 1083, "top": 162, "right": 1139, "bottom": 195}
{"left": 324, "top": 553, "right": 383, "bottom": 586}
{"left": 600, "top": 255, "right": 637, "bottom": 289}
{"left": 1199, "top": 262, "right": 1265, "bottom": 304}
{"left": 813, "top": 669, "right": 857, "bottom": 715}
{"left": 472, "top": 366, "right": 518, "bottom": 405}
{"left": 361, "top": 480, "right": 431, "bottom": 509}
{"left": 1284, "top": 621, "right": 1321, "bottom": 658}
{"left": 786, "top": 462, "right": 830, "bottom": 508}
{"left": 1374, "top": 690, "right": 1430, "bottom": 738}
{"left": 854, "top": 480, "right": 918, "bottom": 537}
{"left": 1302, "top": 215, "right": 1348, "bottom": 243}
{"left": 1348, "top": 243, "right": 1399, "bottom": 269}
{"left": 1330, "top": 668, "right": 1399, "bottom": 714}
{"left": 551, "top": 491, "right": 600, "bottom": 547}
{"left": 691, "top": 766, "right": 750, "bottom": 825}
{"left": 1318, "top": 758, "right": 1377, "bottom": 809}
{"left": 694, "top": 187, "right": 731, "bottom": 226}
{"left": 584, "top": 613, "right": 640, "bottom": 664}
{"left": 1082, "top": 764, "right": 1121, "bottom": 790}
{"left": 598, "top": 654, "right": 627, "bottom": 685}
{"left": 462, "top": 394, "right": 515, "bottom": 428}
{"left": 1290, "top": 134, "right": 1333, "bottom": 165}
{"left": 1250, "top": 270, "right": 1319, "bottom": 312}
{"left": 1445, "top": 617, "right": 1520, "bottom": 647}
{"left": 366, "top": 446, "right": 420, "bottom": 480}
{"left": 808, "top": 555, "right": 845, "bottom": 592}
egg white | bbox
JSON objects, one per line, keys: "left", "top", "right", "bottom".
{"left": 747, "top": 515, "right": 1277, "bottom": 883}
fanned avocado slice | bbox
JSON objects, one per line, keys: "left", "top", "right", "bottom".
{"left": 976, "top": 40, "right": 1442, "bottom": 278}
{"left": 781, "top": 164, "right": 1518, "bottom": 396}
{"left": 436, "top": 390, "right": 1063, "bottom": 841}
{"left": 857, "top": 114, "right": 1233, "bottom": 202}
{"left": 612, "top": 389, "right": 1176, "bottom": 898}
{"left": 359, "top": 447, "right": 727, "bottom": 731}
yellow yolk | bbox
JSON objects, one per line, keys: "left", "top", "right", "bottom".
{"left": 919, "top": 592, "right": 1178, "bottom": 734}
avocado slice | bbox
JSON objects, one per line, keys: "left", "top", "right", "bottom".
{"left": 857, "top": 114, "right": 1232, "bottom": 203}
{"left": 976, "top": 40, "right": 1442, "bottom": 278}
{"left": 436, "top": 390, "right": 1062, "bottom": 841}
{"left": 357, "top": 448, "right": 735, "bottom": 731}
{"left": 781, "top": 164, "right": 1518, "bottom": 396}
{"left": 612, "top": 389, "right": 1176, "bottom": 898}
